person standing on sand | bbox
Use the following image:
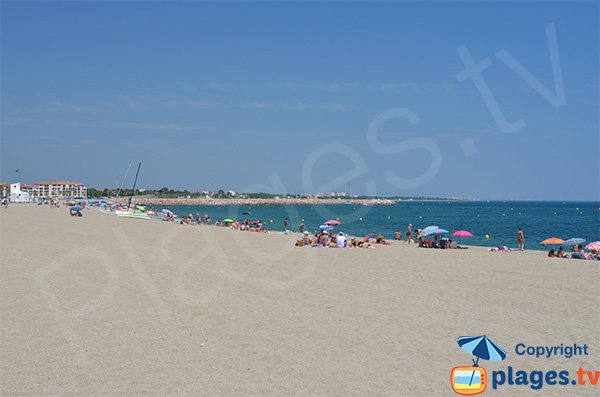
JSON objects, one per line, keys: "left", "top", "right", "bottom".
{"left": 516, "top": 227, "right": 525, "bottom": 251}
{"left": 394, "top": 230, "right": 400, "bottom": 240}
{"left": 299, "top": 222, "right": 304, "bottom": 233}
{"left": 405, "top": 223, "right": 412, "bottom": 244}
{"left": 283, "top": 218, "right": 288, "bottom": 231}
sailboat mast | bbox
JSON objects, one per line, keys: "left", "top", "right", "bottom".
{"left": 116, "top": 162, "right": 132, "bottom": 198}
{"left": 127, "top": 162, "right": 142, "bottom": 210}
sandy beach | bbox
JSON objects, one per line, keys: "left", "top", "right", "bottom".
{"left": 1, "top": 204, "right": 598, "bottom": 396}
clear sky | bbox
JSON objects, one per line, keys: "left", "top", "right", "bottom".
{"left": 1, "top": 1, "right": 598, "bottom": 200}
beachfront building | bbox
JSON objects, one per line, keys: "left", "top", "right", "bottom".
{"left": 10, "top": 183, "right": 31, "bottom": 203}
{"left": 30, "top": 181, "right": 87, "bottom": 199}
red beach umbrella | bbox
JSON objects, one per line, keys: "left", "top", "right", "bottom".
{"left": 323, "top": 220, "right": 341, "bottom": 226}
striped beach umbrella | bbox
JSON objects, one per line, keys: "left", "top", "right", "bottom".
{"left": 421, "top": 225, "right": 439, "bottom": 237}
{"left": 563, "top": 238, "right": 585, "bottom": 246}
{"left": 585, "top": 241, "right": 600, "bottom": 251}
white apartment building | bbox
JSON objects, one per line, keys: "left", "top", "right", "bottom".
{"left": 30, "top": 181, "right": 87, "bottom": 198}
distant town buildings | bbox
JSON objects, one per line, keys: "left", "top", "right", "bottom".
{"left": 1, "top": 181, "right": 87, "bottom": 200}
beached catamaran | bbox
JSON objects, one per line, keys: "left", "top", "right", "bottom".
{"left": 116, "top": 162, "right": 150, "bottom": 220}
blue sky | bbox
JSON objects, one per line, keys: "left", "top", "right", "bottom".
{"left": 1, "top": 1, "right": 598, "bottom": 200}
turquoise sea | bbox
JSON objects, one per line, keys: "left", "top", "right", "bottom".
{"left": 158, "top": 201, "right": 600, "bottom": 251}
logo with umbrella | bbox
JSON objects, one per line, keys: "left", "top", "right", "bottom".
{"left": 451, "top": 335, "right": 507, "bottom": 395}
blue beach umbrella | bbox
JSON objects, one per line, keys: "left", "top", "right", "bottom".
{"left": 319, "top": 225, "right": 335, "bottom": 231}
{"left": 76, "top": 199, "right": 86, "bottom": 204}
{"left": 433, "top": 228, "right": 449, "bottom": 234}
{"left": 420, "top": 225, "right": 439, "bottom": 236}
{"left": 70, "top": 205, "right": 83, "bottom": 211}
{"left": 563, "top": 238, "right": 585, "bottom": 246}
{"left": 458, "top": 335, "right": 507, "bottom": 386}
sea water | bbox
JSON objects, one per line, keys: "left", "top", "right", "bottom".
{"left": 158, "top": 201, "right": 599, "bottom": 251}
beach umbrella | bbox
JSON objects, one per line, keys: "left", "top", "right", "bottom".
{"left": 452, "top": 230, "right": 473, "bottom": 237}
{"left": 69, "top": 205, "right": 83, "bottom": 211}
{"left": 563, "top": 238, "right": 585, "bottom": 246}
{"left": 585, "top": 241, "right": 600, "bottom": 251}
{"left": 323, "top": 220, "right": 341, "bottom": 226}
{"left": 433, "top": 228, "right": 449, "bottom": 234}
{"left": 421, "top": 225, "right": 440, "bottom": 236}
{"left": 223, "top": 219, "right": 234, "bottom": 223}
{"left": 76, "top": 199, "right": 86, "bottom": 204}
{"left": 319, "top": 225, "right": 335, "bottom": 231}
{"left": 540, "top": 237, "right": 565, "bottom": 245}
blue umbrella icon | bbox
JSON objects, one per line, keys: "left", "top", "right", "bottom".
{"left": 458, "top": 335, "right": 507, "bottom": 385}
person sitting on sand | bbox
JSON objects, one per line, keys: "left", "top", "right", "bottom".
{"left": 376, "top": 233, "right": 384, "bottom": 244}
{"left": 320, "top": 232, "right": 329, "bottom": 247}
{"left": 310, "top": 234, "right": 318, "bottom": 246}
{"left": 556, "top": 246, "right": 565, "bottom": 258}
{"left": 548, "top": 249, "right": 556, "bottom": 257}
{"left": 363, "top": 235, "right": 370, "bottom": 244}
{"left": 302, "top": 231, "right": 310, "bottom": 245}
{"left": 440, "top": 237, "right": 448, "bottom": 249}
{"left": 572, "top": 244, "right": 594, "bottom": 260}
{"left": 336, "top": 232, "right": 347, "bottom": 248}
{"left": 350, "top": 237, "right": 358, "bottom": 248}
{"left": 328, "top": 236, "right": 338, "bottom": 248}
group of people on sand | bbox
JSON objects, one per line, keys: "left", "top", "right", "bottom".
{"left": 417, "top": 233, "right": 456, "bottom": 249}
{"left": 296, "top": 230, "right": 390, "bottom": 249}
{"left": 177, "top": 213, "right": 267, "bottom": 232}
{"left": 548, "top": 245, "right": 598, "bottom": 260}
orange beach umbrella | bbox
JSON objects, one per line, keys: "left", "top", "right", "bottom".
{"left": 540, "top": 237, "right": 565, "bottom": 245}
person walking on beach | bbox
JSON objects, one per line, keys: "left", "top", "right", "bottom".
{"left": 283, "top": 218, "right": 288, "bottom": 231}
{"left": 516, "top": 227, "right": 525, "bottom": 251}
{"left": 405, "top": 223, "right": 412, "bottom": 244}
{"left": 299, "top": 222, "right": 304, "bottom": 233}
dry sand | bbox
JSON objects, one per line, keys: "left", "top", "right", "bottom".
{"left": 1, "top": 204, "right": 598, "bottom": 396}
